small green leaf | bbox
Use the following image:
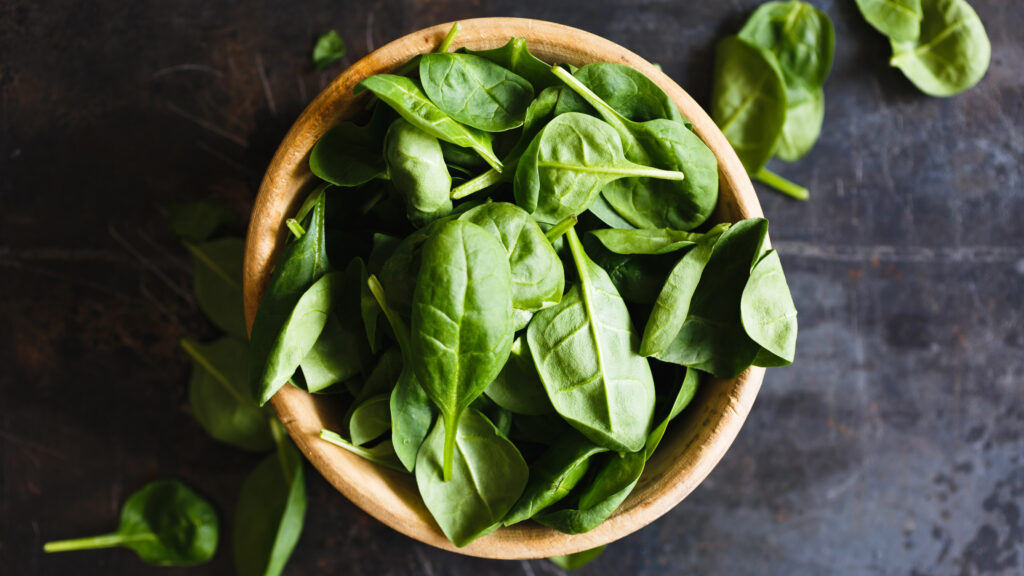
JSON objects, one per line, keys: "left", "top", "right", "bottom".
{"left": 548, "top": 546, "right": 607, "bottom": 570}
{"left": 313, "top": 30, "right": 346, "bottom": 70}
{"left": 184, "top": 237, "right": 246, "bottom": 340}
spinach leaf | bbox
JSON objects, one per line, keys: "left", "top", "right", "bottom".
{"left": 855, "top": 0, "right": 922, "bottom": 42}
{"left": 355, "top": 346, "right": 403, "bottom": 404}
{"left": 889, "top": 0, "right": 990, "bottom": 97}
{"left": 588, "top": 193, "right": 636, "bottom": 230}
{"left": 249, "top": 193, "right": 331, "bottom": 405}
{"left": 654, "top": 218, "right": 769, "bottom": 378}
{"left": 415, "top": 409, "right": 528, "bottom": 547}
{"left": 420, "top": 53, "right": 535, "bottom": 132}
{"left": 554, "top": 62, "right": 685, "bottom": 124}
{"left": 440, "top": 140, "right": 489, "bottom": 172}
{"left": 711, "top": 36, "right": 788, "bottom": 175}
{"left": 644, "top": 366, "right": 699, "bottom": 459}
{"left": 368, "top": 275, "right": 436, "bottom": 472}
{"left": 184, "top": 237, "right": 247, "bottom": 340}
{"left": 553, "top": 67, "right": 718, "bottom": 231}
{"left": 410, "top": 220, "right": 514, "bottom": 479}
{"left": 527, "top": 228, "right": 655, "bottom": 452}
{"left": 462, "top": 37, "right": 561, "bottom": 91}
{"left": 384, "top": 118, "right": 453, "bottom": 226}
{"left": 548, "top": 546, "right": 607, "bottom": 570}
{"left": 368, "top": 232, "right": 401, "bottom": 275}
{"left": 741, "top": 249, "right": 798, "bottom": 365}
{"left": 320, "top": 428, "right": 406, "bottom": 472}
{"left": 313, "top": 30, "right": 346, "bottom": 70}
{"left": 349, "top": 393, "right": 392, "bottom": 446}
{"left": 590, "top": 227, "right": 712, "bottom": 255}
{"left": 182, "top": 337, "right": 273, "bottom": 452}
{"left": 640, "top": 224, "right": 729, "bottom": 356}
{"left": 459, "top": 201, "right": 564, "bottom": 311}
{"left": 43, "top": 480, "right": 218, "bottom": 566}
{"left": 310, "top": 103, "right": 391, "bottom": 187}
{"left": 514, "top": 112, "right": 685, "bottom": 224}
{"left": 357, "top": 75, "right": 502, "bottom": 171}
{"left": 471, "top": 394, "right": 514, "bottom": 437}
{"left": 503, "top": 432, "right": 607, "bottom": 525}
{"left": 775, "top": 85, "right": 824, "bottom": 162}
{"left": 167, "top": 199, "right": 237, "bottom": 241}
{"left": 484, "top": 336, "right": 553, "bottom": 416}
{"left": 233, "top": 429, "right": 307, "bottom": 576}
{"left": 534, "top": 450, "right": 645, "bottom": 534}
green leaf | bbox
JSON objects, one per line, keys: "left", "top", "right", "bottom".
{"left": 890, "top": 0, "right": 990, "bottom": 97}
{"left": 776, "top": 85, "right": 825, "bottom": 162}
{"left": 358, "top": 75, "right": 502, "bottom": 171}
{"left": 527, "top": 228, "right": 655, "bottom": 452}
{"left": 313, "top": 30, "right": 346, "bottom": 70}
{"left": 534, "top": 451, "right": 645, "bottom": 534}
{"left": 548, "top": 546, "right": 607, "bottom": 570}
{"left": 590, "top": 227, "right": 707, "bottom": 255}
{"left": 249, "top": 193, "right": 331, "bottom": 405}
{"left": 182, "top": 337, "right": 274, "bottom": 452}
{"left": 553, "top": 62, "right": 685, "bottom": 124}
{"left": 462, "top": 37, "right": 561, "bottom": 91}
{"left": 43, "top": 480, "right": 218, "bottom": 566}
{"left": 310, "top": 104, "right": 390, "bottom": 187}
{"left": 184, "top": 237, "right": 247, "bottom": 340}
{"left": 504, "top": 432, "right": 607, "bottom": 525}
{"left": 855, "top": 0, "right": 923, "bottom": 42}
{"left": 233, "top": 434, "right": 307, "bottom": 576}
{"left": 484, "top": 336, "right": 553, "bottom": 416}
{"left": 738, "top": 1, "right": 835, "bottom": 88}
{"left": 415, "top": 409, "right": 528, "bottom": 547}
{"left": 320, "top": 428, "right": 406, "bottom": 472}
{"left": 349, "top": 394, "right": 392, "bottom": 446}
{"left": 410, "top": 220, "right": 514, "bottom": 479}
{"left": 420, "top": 53, "right": 535, "bottom": 132}
{"left": 741, "top": 249, "right": 798, "bottom": 365}
{"left": 711, "top": 36, "right": 788, "bottom": 174}
{"left": 644, "top": 367, "right": 699, "bottom": 459}
{"left": 384, "top": 118, "right": 453, "bottom": 226}
{"left": 167, "top": 199, "right": 237, "bottom": 241}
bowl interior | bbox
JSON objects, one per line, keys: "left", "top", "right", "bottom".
{"left": 243, "top": 17, "right": 765, "bottom": 559}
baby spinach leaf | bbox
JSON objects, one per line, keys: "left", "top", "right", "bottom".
{"left": 654, "top": 218, "right": 769, "bottom": 378}
{"left": 415, "top": 409, "right": 528, "bottom": 547}
{"left": 310, "top": 103, "right": 391, "bottom": 187}
{"left": 368, "top": 275, "right": 436, "bottom": 472}
{"left": 410, "top": 220, "right": 514, "bottom": 479}
{"left": 420, "top": 53, "right": 535, "bottom": 132}
{"left": 741, "top": 249, "right": 798, "bottom": 365}
{"left": 313, "top": 30, "right": 346, "bottom": 70}
{"left": 182, "top": 337, "right": 273, "bottom": 452}
{"left": 534, "top": 450, "right": 645, "bottom": 534}
{"left": 588, "top": 193, "right": 636, "bottom": 230}
{"left": 554, "top": 62, "right": 685, "bottom": 124}
{"left": 249, "top": 193, "right": 331, "bottom": 405}
{"left": 889, "top": 0, "right": 990, "bottom": 97}
{"left": 368, "top": 232, "right": 401, "bottom": 275}
{"left": 233, "top": 430, "right": 307, "bottom": 576}
{"left": 462, "top": 37, "right": 561, "bottom": 91}
{"left": 167, "top": 199, "right": 237, "bottom": 241}
{"left": 514, "top": 112, "right": 685, "bottom": 225}
{"left": 855, "top": 0, "right": 922, "bottom": 42}
{"left": 357, "top": 75, "right": 502, "bottom": 171}
{"left": 640, "top": 224, "right": 729, "bottom": 356}
{"left": 738, "top": 1, "right": 835, "bottom": 89}
{"left": 320, "top": 428, "right": 405, "bottom": 472}
{"left": 512, "top": 308, "right": 534, "bottom": 331}
{"left": 645, "top": 366, "right": 699, "bottom": 459}
{"left": 553, "top": 67, "right": 718, "bottom": 231}
{"left": 440, "top": 140, "right": 489, "bottom": 172}
{"left": 43, "top": 479, "right": 218, "bottom": 566}
{"left": 355, "top": 347, "right": 403, "bottom": 404}
{"left": 459, "top": 201, "right": 565, "bottom": 311}
{"left": 548, "top": 546, "right": 607, "bottom": 570}
{"left": 349, "top": 393, "right": 392, "bottom": 446}
{"left": 384, "top": 118, "right": 453, "bottom": 227}
{"left": 590, "top": 227, "right": 710, "bottom": 255}
{"left": 484, "top": 336, "right": 553, "bottom": 416}
{"left": 184, "top": 237, "right": 247, "bottom": 340}
{"left": 471, "top": 394, "right": 514, "bottom": 437}
{"left": 775, "top": 85, "right": 824, "bottom": 162}
{"left": 527, "top": 228, "right": 655, "bottom": 452}
{"left": 582, "top": 235, "right": 676, "bottom": 305}
{"left": 711, "top": 36, "right": 788, "bottom": 175}
{"left": 504, "top": 432, "right": 607, "bottom": 525}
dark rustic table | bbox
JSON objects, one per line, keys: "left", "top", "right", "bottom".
{"left": 2, "top": 0, "right": 1022, "bottom": 574}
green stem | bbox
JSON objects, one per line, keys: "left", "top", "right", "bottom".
{"left": 286, "top": 219, "right": 306, "bottom": 239}
{"left": 753, "top": 167, "right": 809, "bottom": 201}
{"left": 437, "top": 22, "right": 461, "bottom": 53}
{"left": 319, "top": 429, "right": 405, "bottom": 472}
{"left": 293, "top": 182, "right": 329, "bottom": 224}
{"left": 44, "top": 532, "right": 152, "bottom": 552}
{"left": 442, "top": 412, "right": 458, "bottom": 482}
{"left": 551, "top": 66, "right": 630, "bottom": 129}
{"left": 179, "top": 339, "right": 249, "bottom": 406}
{"left": 545, "top": 215, "right": 578, "bottom": 242}
{"left": 360, "top": 189, "right": 386, "bottom": 215}
{"left": 181, "top": 241, "right": 240, "bottom": 290}
{"left": 451, "top": 169, "right": 503, "bottom": 199}
{"left": 366, "top": 275, "right": 411, "bottom": 352}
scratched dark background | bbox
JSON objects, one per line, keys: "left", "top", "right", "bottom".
{"left": 2, "top": 0, "right": 1022, "bottom": 574}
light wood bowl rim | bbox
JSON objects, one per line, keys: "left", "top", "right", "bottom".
{"left": 243, "top": 17, "right": 765, "bottom": 559}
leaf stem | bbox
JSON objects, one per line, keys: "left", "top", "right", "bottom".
{"left": 437, "top": 22, "right": 461, "bottom": 53}
{"left": 179, "top": 338, "right": 249, "bottom": 406}
{"left": 544, "top": 215, "right": 578, "bottom": 242}
{"left": 293, "top": 182, "right": 329, "bottom": 224}
{"left": 451, "top": 169, "right": 502, "bottom": 199}
{"left": 286, "top": 219, "right": 306, "bottom": 239}
{"left": 442, "top": 413, "right": 458, "bottom": 482}
{"left": 319, "top": 429, "right": 406, "bottom": 472}
{"left": 550, "top": 66, "right": 628, "bottom": 128}
{"left": 44, "top": 532, "right": 151, "bottom": 552}
{"left": 753, "top": 167, "right": 809, "bottom": 201}
{"left": 366, "top": 275, "right": 411, "bottom": 352}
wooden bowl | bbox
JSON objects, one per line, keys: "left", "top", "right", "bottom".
{"left": 244, "top": 17, "right": 765, "bottom": 559}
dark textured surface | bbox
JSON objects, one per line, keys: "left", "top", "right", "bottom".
{"left": 2, "top": 0, "right": 1022, "bottom": 574}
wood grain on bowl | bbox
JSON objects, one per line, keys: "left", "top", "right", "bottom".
{"left": 243, "top": 17, "right": 765, "bottom": 559}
